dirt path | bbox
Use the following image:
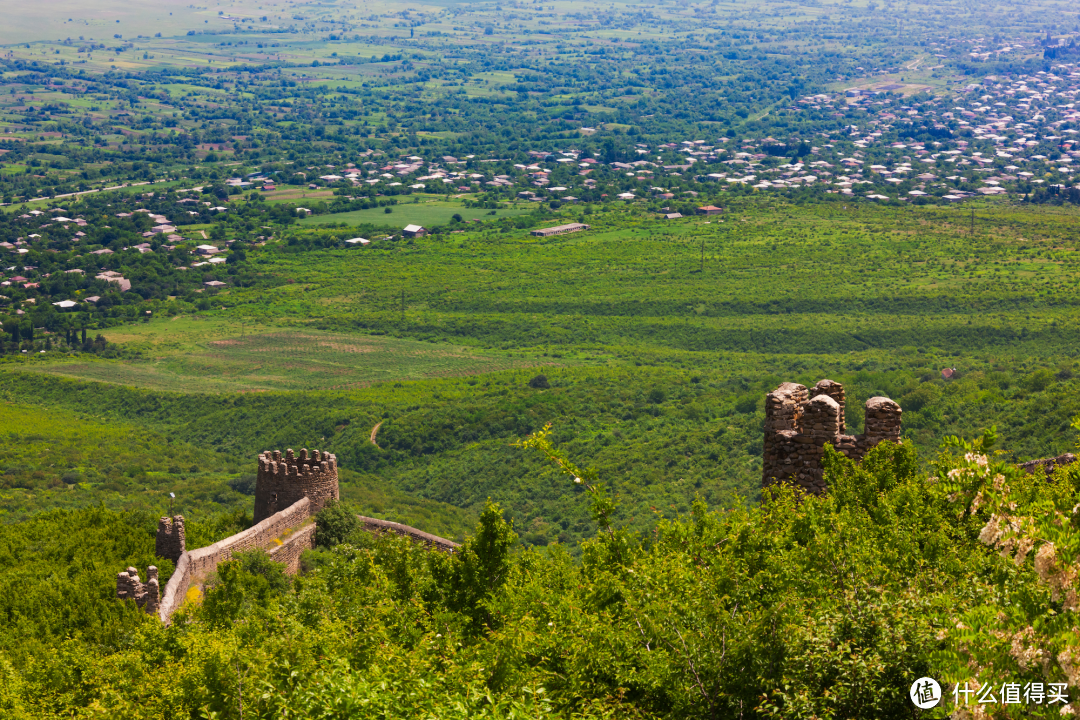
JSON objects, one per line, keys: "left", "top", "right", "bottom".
{"left": 370, "top": 421, "right": 383, "bottom": 448}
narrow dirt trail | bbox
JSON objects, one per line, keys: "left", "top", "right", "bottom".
{"left": 370, "top": 421, "right": 383, "bottom": 448}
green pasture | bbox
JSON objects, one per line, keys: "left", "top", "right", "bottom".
{"left": 23, "top": 320, "right": 555, "bottom": 393}
{"left": 297, "top": 201, "right": 532, "bottom": 228}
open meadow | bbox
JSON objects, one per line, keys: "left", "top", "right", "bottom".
{"left": 25, "top": 319, "right": 553, "bottom": 392}
{"left": 297, "top": 200, "right": 532, "bottom": 229}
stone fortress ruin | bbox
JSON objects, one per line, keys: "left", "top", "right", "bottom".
{"left": 118, "top": 448, "right": 458, "bottom": 624}
{"left": 763, "top": 379, "right": 902, "bottom": 494}
{"left": 116, "top": 400, "right": 1080, "bottom": 622}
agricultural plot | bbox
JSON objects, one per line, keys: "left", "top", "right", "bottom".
{"left": 297, "top": 201, "right": 532, "bottom": 229}
{"left": 26, "top": 328, "right": 556, "bottom": 393}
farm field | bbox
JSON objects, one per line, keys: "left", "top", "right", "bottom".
{"left": 21, "top": 325, "right": 554, "bottom": 393}
{"left": 213, "top": 199, "right": 1080, "bottom": 365}
{"left": 296, "top": 200, "right": 533, "bottom": 229}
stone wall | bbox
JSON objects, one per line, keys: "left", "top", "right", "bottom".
{"left": 357, "top": 515, "right": 461, "bottom": 553}
{"left": 268, "top": 523, "right": 317, "bottom": 575}
{"left": 1019, "top": 453, "right": 1077, "bottom": 477}
{"left": 156, "top": 497, "right": 312, "bottom": 623}
{"left": 254, "top": 448, "right": 339, "bottom": 524}
{"left": 762, "top": 379, "right": 902, "bottom": 495}
{"left": 121, "top": 445, "right": 463, "bottom": 624}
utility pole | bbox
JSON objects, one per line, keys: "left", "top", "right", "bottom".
{"left": 971, "top": 207, "right": 975, "bottom": 236}
{"left": 401, "top": 289, "right": 405, "bottom": 325}
{"left": 700, "top": 238, "right": 705, "bottom": 273}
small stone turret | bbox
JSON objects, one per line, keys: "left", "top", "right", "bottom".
{"left": 156, "top": 516, "right": 185, "bottom": 563}
{"left": 253, "top": 448, "right": 339, "bottom": 524}
{"left": 762, "top": 379, "right": 901, "bottom": 495}
{"left": 116, "top": 565, "right": 159, "bottom": 615}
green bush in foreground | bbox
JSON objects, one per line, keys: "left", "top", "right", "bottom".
{"left": 0, "top": 434, "right": 1076, "bottom": 718}
{"left": 313, "top": 500, "right": 360, "bottom": 549}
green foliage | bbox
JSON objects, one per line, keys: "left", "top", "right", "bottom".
{"left": 200, "top": 550, "right": 290, "bottom": 628}
{"left": 0, "top": 401, "right": 248, "bottom": 523}
{"left": 2, "top": 439, "right": 1051, "bottom": 718}
{"left": 0, "top": 505, "right": 161, "bottom": 669}
{"left": 927, "top": 426, "right": 1080, "bottom": 712}
{"left": 313, "top": 500, "right": 359, "bottom": 549}
{"left": 437, "top": 501, "right": 518, "bottom": 631}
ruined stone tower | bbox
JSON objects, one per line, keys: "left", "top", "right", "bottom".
{"left": 155, "top": 516, "right": 185, "bottom": 563}
{"left": 253, "top": 448, "right": 339, "bottom": 524}
{"left": 762, "top": 379, "right": 901, "bottom": 495}
{"left": 116, "top": 566, "right": 159, "bottom": 614}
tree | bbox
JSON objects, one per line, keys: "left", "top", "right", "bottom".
{"left": 436, "top": 501, "right": 517, "bottom": 631}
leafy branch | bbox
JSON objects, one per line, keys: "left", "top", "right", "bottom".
{"left": 513, "top": 422, "right": 617, "bottom": 533}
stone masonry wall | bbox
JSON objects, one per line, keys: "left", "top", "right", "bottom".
{"left": 125, "top": 446, "right": 461, "bottom": 624}
{"left": 254, "top": 448, "right": 339, "bottom": 524}
{"left": 1019, "top": 453, "right": 1078, "bottom": 477}
{"left": 762, "top": 379, "right": 902, "bottom": 495}
{"left": 357, "top": 515, "right": 461, "bottom": 553}
{"left": 268, "top": 523, "right": 317, "bottom": 575}
{"left": 156, "top": 497, "right": 312, "bottom": 623}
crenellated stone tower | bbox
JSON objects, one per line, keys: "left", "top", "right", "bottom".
{"left": 253, "top": 448, "right": 339, "bottom": 523}
{"left": 762, "top": 379, "right": 901, "bottom": 495}
{"left": 156, "top": 516, "right": 185, "bottom": 563}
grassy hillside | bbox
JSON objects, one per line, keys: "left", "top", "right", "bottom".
{"left": 2, "top": 199, "right": 1079, "bottom": 549}
{"left": 4, "top": 350, "right": 1080, "bottom": 550}
{"left": 0, "top": 402, "right": 475, "bottom": 539}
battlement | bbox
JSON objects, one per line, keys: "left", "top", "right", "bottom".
{"left": 156, "top": 515, "right": 185, "bottom": 563}
{"left": 254, "top": 448, "right": 339, "bottom": 523}
{"left": 763, "top": 379, "right": 901, "bottom": 495}
{"left": 116, "top": 565, "right": 159, "bottom": 615}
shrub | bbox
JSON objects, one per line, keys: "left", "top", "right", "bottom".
{"left": 314, "top": 499, "right": 360, "bottom": 549}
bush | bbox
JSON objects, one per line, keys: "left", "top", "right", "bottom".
{"left": 314, "top": 499, "right": 360, "bottom": 549}
{"left": 200, "top": 549, "right": 289, "bottom": 627}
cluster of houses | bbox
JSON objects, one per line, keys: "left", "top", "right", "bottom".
{"left": 282, "top": 60, "right": 1079, "bottom": 208}
{"left": 0, "top": 196, "right": 243, "bottom": 317}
